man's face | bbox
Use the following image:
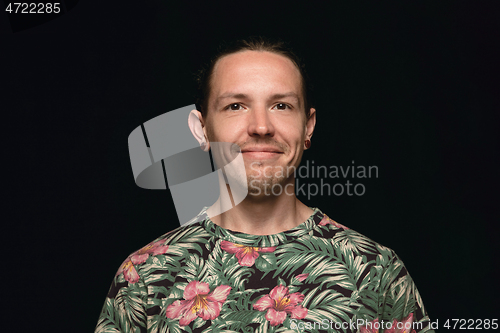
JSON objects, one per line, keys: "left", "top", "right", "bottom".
{"left": 202, "top": 50, "right": 315, "bottom": 195}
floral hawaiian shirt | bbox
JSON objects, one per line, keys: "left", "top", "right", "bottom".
{"left": 95, "top": 208, "right": 434, "bottom": 333}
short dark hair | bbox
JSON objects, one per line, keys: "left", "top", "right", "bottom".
{"left": 195, "top": 36, "right": 314, "bottom": 118}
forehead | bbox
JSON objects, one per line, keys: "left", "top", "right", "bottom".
{"left": 209, "top": 51, "right": 303, "bottom": 106}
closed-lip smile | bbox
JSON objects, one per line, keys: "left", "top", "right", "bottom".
{"left": 241, "top": 146, "right": 283, "bottom": 153}
{"left": 241, "top": 146, "right": 284, "bottom": 160}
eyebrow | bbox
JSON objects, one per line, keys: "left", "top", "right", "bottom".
{"left": 215, "top": 92, "right": 301, "bottom": 106}
{"left": 216, "top": 93, "right": 249, "bottom": 104}
{"left": 270, "top": 93, "right": 301, "bottom": 104}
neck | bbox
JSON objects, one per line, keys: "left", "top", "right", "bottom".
{"left": 207, "top": 176, "right": 313, "bottom": 235}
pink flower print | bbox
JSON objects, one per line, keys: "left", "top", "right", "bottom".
{"left": 116, "top": 259, "right": 140, "bottom": 284}
{"left": 359, "top": 314, "right": 416, "bottom": 333}
{"left": 295, "top": 273, "right": 309, "bottom": 282}
{"left": 115, "top": 240, "right": 168, "bottom": 284}
{"left": 253, "top": 285, "right": 308, "bottom": 326}
{"left": 385, "top": 313, "right": 416, "bottom": 333}
{"left": 319, "top": 215, "right": 349, "bottom": 230}
{"left": 359, "top": 318, "right": 379, "bottom": 333}
{"left": 221, "top": 241, "right": 276, "bottom": 266}
{"left": 166, "top": 281, "right": 231, "bottom": 326}
{"left": 130, "top": 240, "right": 169, "bottom": 265}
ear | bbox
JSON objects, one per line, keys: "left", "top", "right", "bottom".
{"left": 188, "top": 110, "right": 210, "bottom": 151}
{"left": 305, "top": 108, "right": 316, "bottom": 140}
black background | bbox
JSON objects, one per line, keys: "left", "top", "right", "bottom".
{"left": 3, "top": 1, "right": 499, "bottom": 332}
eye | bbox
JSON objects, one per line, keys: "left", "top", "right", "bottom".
{"left": 273, "top": 103, "right": 291, "bottom": 110}
{"left": 225, "top": 103, "right": 244, "bottom": 111}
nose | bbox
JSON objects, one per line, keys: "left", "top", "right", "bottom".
{"left": 247, "top": 105, "right": 275, "bottom": 138}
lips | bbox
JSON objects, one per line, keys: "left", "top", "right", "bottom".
{"left": 241, "top": 147, "right": 283, "bottom": 160}
{"left": 241, "top": 146, "right": 283, "bottom": 153}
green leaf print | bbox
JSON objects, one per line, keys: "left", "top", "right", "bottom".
{"left": 332, "top": 230, "right": 377, "bottom": 255}
{"left": 206, "top": 241, "right": 255, "bottom": 289}
{"left": 255, "top": 252, "right": 277, "bottom": 272}
{"left": 114, "top": 286, "right": 146, "bottom": 332}
{"left": 218, "top": 310, "right": 267, "bottom": 331}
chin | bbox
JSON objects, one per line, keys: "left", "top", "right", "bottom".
{"left": 246, "top": 175, "right": 288, "bottom": 197}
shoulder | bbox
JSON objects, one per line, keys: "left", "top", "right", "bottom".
{"left": 114, "top": 220, "right": 210, "bottom": 285}
{"left": 314, "top": 211, "right": 400, "bottom": 266}
{"left": 313, "top": 214, "right": 432, "bottom": 330}
{"left": 312, "top": 212, "right": 415, "bottom": 292}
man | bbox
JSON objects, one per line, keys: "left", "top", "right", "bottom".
{"left": 95, "top": 37, "right": 434, "bottom": 332}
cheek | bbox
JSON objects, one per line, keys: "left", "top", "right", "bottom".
{"left": 206, "top": 118, "right": 244, "bottom": 143}
{"left": 278, "top": 123, "right": 306, "bottom": 145}
{"left": 203, "top": 118, "right": 217, "bottom": 142}
{"left": 206, "top": 126, "right": 216, "bottom": 142}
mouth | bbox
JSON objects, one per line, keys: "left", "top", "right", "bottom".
{"left": 241, "top": 147, "right": 284, "bottom": 160}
